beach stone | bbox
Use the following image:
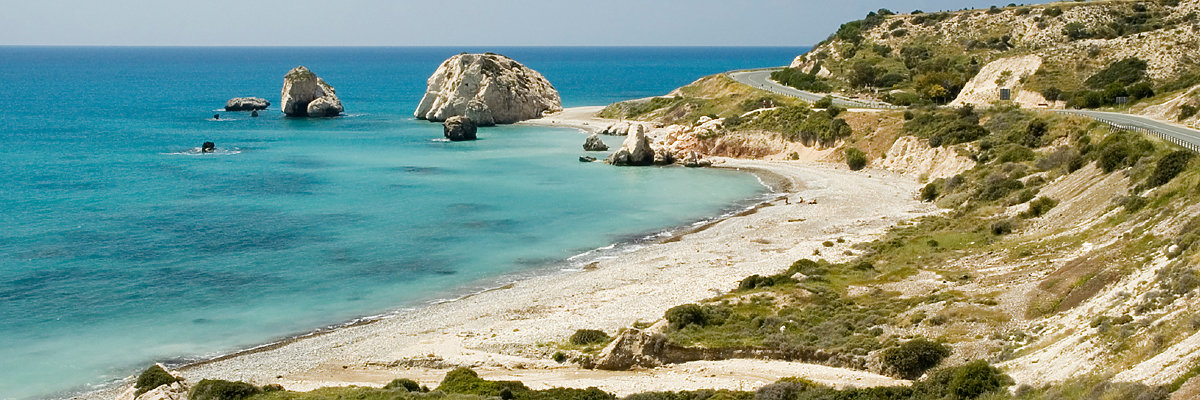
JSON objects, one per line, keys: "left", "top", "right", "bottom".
{"left": 224, "top": 97, "right": 270, "bottom": 111}
{"left": 443, "top": 116, "right": 478, "bottom": 141}
{"left": 605, "top": 129, "right": 654, "bottom": 166}
{"left": 583, "top": 133, "right": 608, "bottom": 151}
{"left": 415, "top": 53, "right": 561, "bottom": 125}
{"left": 281, "top": 66, "right": 343, "bottom": 117}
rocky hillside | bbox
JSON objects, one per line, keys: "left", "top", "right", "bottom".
{"left": 787, "top": 0, "right": 1200, "bottom": 109}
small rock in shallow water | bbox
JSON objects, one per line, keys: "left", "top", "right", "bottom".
{"left": 201, "top": 142, "right": 215, "bottom": 153}
{"left": 443, "top": 116, "right": 477, "bottom": 141}
{"left": 579, "top": 156, "right": 597, "bottom": 162}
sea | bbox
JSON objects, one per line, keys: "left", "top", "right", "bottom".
{"left": 0, "top": 46, "right": 807, "bottom": 400}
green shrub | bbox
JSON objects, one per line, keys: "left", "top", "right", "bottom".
{"left": 921, "top": 183, "right": 940, "bottom": 202}
{"left": 189, "top": 379, "right": 261, "bottom": 400}
{"left": 1180, "top": 105, "right": 1198, "bottom": 121}
{"left": 771, "top": 68, "right": 832, "bottom": 92}
{"left": 991, "top": 219, "right": 1016, "bottom": 235}
{"left": 569, "top": 329, "right": 611, "bottom": 345}
{"left": 814, "top": 96, "right": 834, "bottom": 109}
{"left": 552, "top": 352, "right": 567, "bottom": 363}
{"left": 665, "top": 304, "right": 706, "bottom": 330}
{"left": 845, "top": 148, "right": 868, "bottom": 171}
{"left": 880, "top": 338, "right": 951, "bottom": 379}
{"left": 976, "top": 175, "right": 1024, "bottom": 201}
{"left": 923, "top": 360, "right": 1013, "bottom": 399}
{"left": 1021, "top": 197, "right": 1059, "bottom": 218}
{"left": 135, "top": 365, "right": 180, "bottom": 396}
{"left": 1148, "top": 150, "right": 1193, "bottom": 187}
{"left": 1095, "top": 131, "right": 1153, "bottom": 173}
{"left": 436, "top": 368, "right": 528, "bottom": 397}
{"left": 1085, "top": 58, "right": 1148, "bottom": 89}
{"left": 664, "top": 304, "right": 730, "bottom": 330}
{"left": 384, "top": 378, "right": 422, "bottom": 392}
{"left": 738, "top": 274, "right": 796, "bottom": 291}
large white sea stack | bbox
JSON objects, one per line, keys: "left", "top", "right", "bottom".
{"left": 414, "top": 53, "right": 562, "bottom": 125}
{"left": 280, "top": 66, "right": 343, "bottom": 117}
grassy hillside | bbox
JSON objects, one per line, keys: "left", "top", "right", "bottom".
{"left": 782, "top": 0, "right": 1200, "bottom": 109}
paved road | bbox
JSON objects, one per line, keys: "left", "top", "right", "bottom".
{"left": 1058, "top": 110, "right": 1200, "bottom": 153}
{"left": 728, "top": 68, "right": 1200, "bottom": 152}
{"left": 727, "top": 69, "right": 899, "bottom": 109}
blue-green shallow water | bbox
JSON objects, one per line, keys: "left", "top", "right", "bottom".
{"left": 0, "top": 46, "right": 807, "bottom": 399}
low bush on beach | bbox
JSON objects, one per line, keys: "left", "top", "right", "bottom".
{"left": 384, "top": 378, "right": 424, "bottom": 392}
{"left": 190, "top": 379, "right": 261, "bottom": 400}
{"left": 569, "top": 329, "right": 611, "bottom": 346}
{"left": 135, "top": 364, "right": 180, "bottom": 396}
{"left": 436, "top": 368, "right": 613, "bottom": 400}
{"left": 845, "top": 148, "right": 868, "bottom": 171}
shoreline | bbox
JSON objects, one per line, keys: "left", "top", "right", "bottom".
{"left": 80, "top": 110, "right": 932, "bottom": 400}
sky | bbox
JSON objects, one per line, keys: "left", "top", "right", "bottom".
{"left": 0, "top": 1, "right": 1051, "bottom": 46}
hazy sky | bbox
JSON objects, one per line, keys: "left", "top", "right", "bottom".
{"left": 1, "top": 1, "right": 1049, "bottom": 46}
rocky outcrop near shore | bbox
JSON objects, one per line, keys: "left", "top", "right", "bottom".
{"left": 281, "top": 66, "right": 343, "bottom": 117}
{"left": 415, "top": 53, "right": 561, "bottom": 125}
{"left": 583, "top": 133, "right": 608, "bottom": 151}
{"left": 606, "top": 129, "right": 655, "bottom": 166}
{"left": 225, "top": 97, "right": 270, "bottom": 111}
{"left": 443, "top": 116, "right": 477, "bottom": 141}
{"left": 599, "top": 122, "right": 654, "bottom": 136}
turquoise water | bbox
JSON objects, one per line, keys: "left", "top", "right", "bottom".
{"left": 0, "top": 47, "right": 806, "bottom": 399}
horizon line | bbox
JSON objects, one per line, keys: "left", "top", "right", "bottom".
{"left": 0, "top": 44, "right": 815, "bottom": 49}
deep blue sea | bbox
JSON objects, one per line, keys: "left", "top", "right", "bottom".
{"left": 0, "top": 46, "right": 806, "bottom": 400}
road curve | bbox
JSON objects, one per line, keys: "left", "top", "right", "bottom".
{"left": 727, "top": 69, "right": 898, "bottom": 109}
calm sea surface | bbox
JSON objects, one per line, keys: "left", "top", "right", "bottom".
{"left": 0, "top": 46, "right": 807, "bottom": 399}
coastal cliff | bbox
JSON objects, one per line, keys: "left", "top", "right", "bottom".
{"left": 414, "top": 53, "right": 562, "bottom": 125}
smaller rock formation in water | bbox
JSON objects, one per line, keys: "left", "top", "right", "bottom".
{"left": 250, "top": 110, "right": 259, "bottom": 117}
{"left": 224, "top": 97, "right": 270, "bottom": 111}
{"left": 579, "top": 155, "right": 597, "bottom": 162}
{"left": 213, "top": 114, "right": 220, "bottom": 120}
{"left": 443, "top": 116, "right": 477, "bottom": 141}
{"left": 281, "top": 66, "right": 343, "bottom": 117}
{"left": 582, "top": 133, "right": 608, "bottom": 151}
{"left": 414, "top": 53, "right": 561, "bottom": 125}
{"left": 605, "top": 129, "right": 655, "bottom": 166}
{"left": 201, "top": 142, "right": 215, "bottom": 153}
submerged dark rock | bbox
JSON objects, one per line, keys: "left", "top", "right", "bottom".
{"left": 201, "top": 142, "right": 215, "bottom": 153}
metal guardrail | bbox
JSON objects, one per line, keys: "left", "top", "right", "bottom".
{"left": 1060, "top": 111, "right": 1200, "bottom": 154}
